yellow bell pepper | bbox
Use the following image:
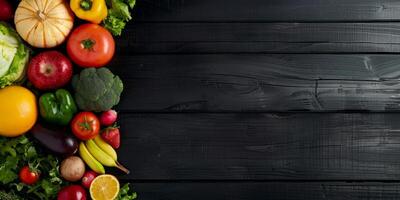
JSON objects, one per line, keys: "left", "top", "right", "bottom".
{"left": 70, "top": 0, "right": 108, "bottom": 24}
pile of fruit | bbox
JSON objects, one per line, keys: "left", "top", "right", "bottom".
{"left": 0, "top": 0, "right": 136, "bottom": 199}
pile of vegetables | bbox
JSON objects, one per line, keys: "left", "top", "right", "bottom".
{"left": 0, "top": 136, "right": 65, "bottom": 199}
{"left": 70, "top": 0, "right": 135, "bottom": 36}
{"left": 0, "top": 0, "right": 137, "bottom": 199}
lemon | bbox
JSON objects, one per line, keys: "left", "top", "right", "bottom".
{"left": 90, "top": 174, "right": 120, "bottom": 200}
{"left": 0, "top": 86, "right": 37, "bottom": 137}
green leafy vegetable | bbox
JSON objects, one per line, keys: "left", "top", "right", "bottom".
{"left": 103, "top": 0, "right": 135, "bottom": 36}
{"left": 0, "top": 136, "right": 67, "bottom": 200}
{"left": 0, "top": 22, "right": 30, "bottom": 88}
{"left": 103, "top": 14, "right": 126, "bottom": 36}
{"left": 72, "top": 67, "right": 124, "bottom": 112}
{"left": 110, "top": 0, "right": 131, "bottom": 21}
{"left": 0, "top": 190, "right": 23, "bottom": 200}
{"left": 0, "top": 156, "right": 18, "bottom": 184}
{"left": 125, "top": 0, "right": 135, "bottom": 9}
{"left": 117, "top": 183, "right": 137, "bottom": 200}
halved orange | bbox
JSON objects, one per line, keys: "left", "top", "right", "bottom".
{"left": 90, "top": 174, "right": 120, "bottom": 200}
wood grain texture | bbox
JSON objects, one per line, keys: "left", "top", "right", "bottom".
{"left": 117, "top": 113, "right": 400, "bottom": 180}
{"left": 128, "top": 182, "right": 400, "bottom": 200}
{"left": 111, "top": 1, "right": 400, "bottom": 198}
{"left": 110, "top": 54, "right": 400, "bottom": 111}
{"left": 117, "top": 22, "right": 400, "bottom": 53}
{"left": 134, "top": 0, "right": 400, "bottom": 22}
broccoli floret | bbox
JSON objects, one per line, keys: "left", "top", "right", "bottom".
{"left": 72, "top": 68, "right": 123, "bottom": 112}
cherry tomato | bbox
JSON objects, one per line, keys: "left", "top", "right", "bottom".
{"left": 67, "top": 24, "right": 115, "bottom": 68}
{"left": 71, "top": 112, "right": 100, "bottom": 140}
{"left": 19, "top": 166, "right": 39, "bottom": 185}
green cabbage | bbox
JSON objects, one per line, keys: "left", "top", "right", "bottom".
{"left": 0, "top": 22, "right": 30, "bottom": 88}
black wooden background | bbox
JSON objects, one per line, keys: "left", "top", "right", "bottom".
{"left": 111, "top": 0, "right": 400, "bottom": 199}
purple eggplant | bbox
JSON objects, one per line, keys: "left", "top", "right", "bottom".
{"left": 30, "top": 123, "right": 78, "bottom": 156}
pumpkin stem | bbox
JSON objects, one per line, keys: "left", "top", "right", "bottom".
{"left": 80, "top": 0, "right": 93, "bottom": 10}
{"left": 36, "top": 11, "right": 46, "bottom": 21}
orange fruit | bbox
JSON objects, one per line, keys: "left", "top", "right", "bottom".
{"left": 90, "top": 174, "right": 120, "bottom": 200}
{"left": 0, "top": 86, "right": 37, "bottom": 137}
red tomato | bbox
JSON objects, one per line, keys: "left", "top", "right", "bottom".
{"left": 71, "top": 112, "right": 100, "bottom": 140}
{"left": 67, "top": 24, "right": 115, "bottom": 68}
{"left": 19, "top": 166, "right": 39, "bottom": 185}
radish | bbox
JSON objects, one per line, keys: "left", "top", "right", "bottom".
{"left": 99, "top": 110, "right": 117, "bottom": 126}
{"left": 81, "top": 171, "right": 98, "bottom": 189}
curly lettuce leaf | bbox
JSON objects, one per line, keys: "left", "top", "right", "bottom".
{"left": 103, "top": 14, "right": 126, "bottom": 36}
{"left": 125, "top": 0, "right": 135, "bottom": 9}
{"left": 103, "top": 0, "right": 135, "bottom": 36}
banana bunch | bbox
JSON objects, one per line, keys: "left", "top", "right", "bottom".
{"left": 79, "top": 135, "right": 130, "bottom": 174}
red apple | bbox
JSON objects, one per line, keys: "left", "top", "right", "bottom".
{"left": 28, "top": 51, "right": 73, "bottom": 90}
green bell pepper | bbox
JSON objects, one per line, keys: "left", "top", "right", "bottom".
{"left": 39, "top": 89, "right": 78, "bottom": 126}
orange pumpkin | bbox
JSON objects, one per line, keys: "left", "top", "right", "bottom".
{"left": 14, "top": 0, "right": 74, "bottom": 48}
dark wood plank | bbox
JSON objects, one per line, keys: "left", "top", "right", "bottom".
{"left": 127, "top": 182, "right": 400, "bottom": 200}
{"left": 110, "top": 54, "right": 400, "bottom": 111}
{"left": 117, "top": 22, "right": 400, "bottom": 53}
{"left": 118, "top": 113, "right": 400, "bottom": 180}
{"left": 134, "top": 0, "right": 400, "bottom": 22}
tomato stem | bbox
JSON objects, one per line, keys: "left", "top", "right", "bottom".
{"left": 81, "top": 39, "right": 96, "bottom": 51}
{"left": 80, "top": 0, "right": 92, "bottom": 10}
{"left": 79, "top": 116, "right": 93, "bottom": 131}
